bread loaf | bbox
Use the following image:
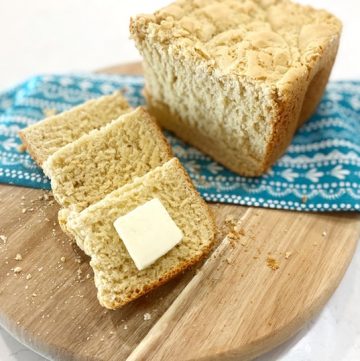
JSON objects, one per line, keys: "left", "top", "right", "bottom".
{"left": 130, "top": 0, "right": 341, "bottom": 176}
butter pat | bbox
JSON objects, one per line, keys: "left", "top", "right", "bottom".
{"left": 113, "top": 198, "right": 183, "bottom": 271}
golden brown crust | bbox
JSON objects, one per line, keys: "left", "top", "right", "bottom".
{"left": 263, "top": 34, "right": 341, "bottom": 170}
{"left": 102, "top": 241, "right": 214, "bottom": 309}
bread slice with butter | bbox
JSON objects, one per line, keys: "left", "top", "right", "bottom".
{"left": 66, "top": 158, "right": 216, "bottom": 309}
{"left": 19, "top": 91, "right": 130, "bottom": 165}
{"left": 43, "top": 107, "right": 173, "bottom": 248}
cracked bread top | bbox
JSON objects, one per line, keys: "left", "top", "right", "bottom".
{"left": 131, "top": 0, "right": 341, "bottom": 84}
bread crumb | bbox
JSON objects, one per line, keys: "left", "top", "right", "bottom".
{"left": 322, "top": 231, "right": 327, "bottom": 237}
{"left": 301, "top": 195, "right": 307, "bottom": 203}
{"left": 123, "top": 324, "right": 128, "bottom": 330}
{"left": 143, "top": 313, "right": 151, "bottom": 321}
{"left": 13, "top": 267, "right": 22, "bottom": 273}
{"left": 17, "top": 144, "right": 26, "bottom": 153}
{"left": 234, "top": 225, "right": 245, "bottom": 236}
{"left": 240, "top": 239, "right": 247, "bottom": 247}
{"left": 26, "top": 273, "right": 32, "bottom": 280}
{"left": 38, "top": 267, "right": 43, "bottom": 272}
{"left": 266, "top": 257, "right": 279, "bottom": 271}
{"left": 225, "top": 215, "right": 237, "bottom": 227}
{"left": 285, "top": 251, "right": 292, "bottom": 260}
{"left": 60, "top": 256, "right": 66, "bottom": 263}
{"left": 15, "top": 253, "right": 23, "bottom": 261}
{"left": 21, "top": 208, "right": 27, "bottom": 214}
{"left": 0, "top": 235, "right": 7, "bottom": 244}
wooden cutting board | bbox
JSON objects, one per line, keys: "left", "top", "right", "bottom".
{"left": 0, "top": 63, "right": 359, "bottom": 361}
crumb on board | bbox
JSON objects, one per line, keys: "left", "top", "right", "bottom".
{"left": 225, "top": 215, "right": 237, "bottom": 227}
{"left": 143, "top": 313, "right": 151, "bottom": 321}
{"left": 13, "top": 266, "right": 22, "bottom": 273}
{"left": 60, "top": 256, "right": 66, "bottom": 263}
{"left": 15, "top": 253, "right": 22, "bottom": 261}
{"left": 0, "top": 235, "right": 7, "bottom": 244}
{"left": 285, "top": 251, "right": 292, "bottom": 260}
{"left": 266, "top": 257, "right": 279, "bottom": 271}
{"left": 322, "top": 231, "right": 327, "bottom": 237}
{"left": 234, "top": 224, "right": 245, "bottom": 236}
{"left": 26, "top": 273, "right": 32, "bottom": 280}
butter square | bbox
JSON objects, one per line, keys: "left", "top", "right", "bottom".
{"left": 113, "top": 198, "right": 183, "bottom": 271}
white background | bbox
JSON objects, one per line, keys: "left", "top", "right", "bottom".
{"left": 0, "top": 1, "right": 359, "bottom": 360}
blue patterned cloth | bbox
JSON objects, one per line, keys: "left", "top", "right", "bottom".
{"left": 0, "top": 74, "right": 359, "bottom": 211}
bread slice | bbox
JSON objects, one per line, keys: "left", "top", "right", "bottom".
{"left": 130, "top": 0, "right": 341, "bottom": 176}
{"left": 19, "top": 91, "right": 130, "bottom": 165}
{"left": 43, "top": 107, "right": 172, "bottom": 246}
{"left": 66, "top": 158, "right": 215, "bottom": 309}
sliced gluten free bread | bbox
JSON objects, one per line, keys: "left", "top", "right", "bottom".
{"left": 19, "top": 91, "right": 130, "bottom": 165}
{"left": 66, "top": 158, "right": 216, "bottom": 309}
{"left": 43, "top": 107, "right": 172, "bottom": 246}
{"left": 130, "top": 0, "right": 342, "bottom": 176}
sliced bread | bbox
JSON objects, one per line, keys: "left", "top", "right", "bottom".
{"left": 43, "top": 107, "right": 173, "bottom": 246}
{"left": 66, "top": 158, "right": 216, "bottom": 309}
{"left": 19, "top": 91, "right": 130, "bottom": 165}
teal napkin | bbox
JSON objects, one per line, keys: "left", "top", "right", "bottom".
{"left": 0, "top": 73, "right": 359, "bottom": 211}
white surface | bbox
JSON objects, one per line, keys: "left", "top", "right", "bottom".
{"left": 114, "top": 198, "right": 183, "bottom": 270}
{"left": 0, "top": 1, "right": 359, "bottom": 360}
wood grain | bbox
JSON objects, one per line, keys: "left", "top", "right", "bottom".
{"left": 0, "top": 62, "right": 359, "bottom": 361}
